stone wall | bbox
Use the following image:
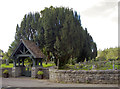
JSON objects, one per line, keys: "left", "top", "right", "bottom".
{"left": 12, "top": 67, "right": 22, "bottom": 77}
{"left": 31, "top": 67, "right": 38, "bottom": 78}
{"left": 39, "top": 68, "right": 49, "bottom": 79}
{"left": 0, "top": 67, "right": 49, "bottom": 79}
{"left": 49, "top": 69, "right": 120, "bottom": 84}
{"left": 0, "top": 68, "right": 12, "bottom": 77}
{"left": 31, "top": 67, "right": 49, "bottom": 79}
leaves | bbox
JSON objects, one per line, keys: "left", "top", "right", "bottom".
{"left": 8, "top": 6, "right": 97, "bottom": 68}
{"left": 98, "top": 47, "right": 119, "bottom": 60}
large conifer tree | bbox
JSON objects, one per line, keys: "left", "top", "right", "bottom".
{"left": 9, "top": 6, "right": 97, "bottom": 68}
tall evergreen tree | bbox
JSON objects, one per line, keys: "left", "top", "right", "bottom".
{"left": 9, "top": 6, "right": 97, "bottom": 68}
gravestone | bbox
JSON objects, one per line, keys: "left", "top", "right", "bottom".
{"left": 92, "top": 65, "right": 95, "bottom": 70}
{"left": 113, "top": 60, "right": 115, "bottom": 70}
{"left": 79, "top": 62, "right": 81, "bottom": 66}
{"left": 6, "top": 59, "right": 9, "bottom": 65}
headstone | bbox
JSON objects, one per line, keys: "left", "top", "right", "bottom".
{"left": 113, "top": 60, "right": 115, "bottom": 70}
{"left": 92, "top": 65, "right": 95, "bottom": 69}
{"left": 74, "top": 65, "right": 77, "bottom": 69}
{"left": 6, "top": 59, "right": 9, "bottom": 65}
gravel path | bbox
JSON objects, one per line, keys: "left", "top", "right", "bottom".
{"left": 1, "top": 77, "right": 119, "bottom": 88}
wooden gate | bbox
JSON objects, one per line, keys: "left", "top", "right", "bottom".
{"left": 21, "top": 67, "right": 31, "bottom": 77}
{"left": 25, "top": 68, "right": 31, "bottom": 77}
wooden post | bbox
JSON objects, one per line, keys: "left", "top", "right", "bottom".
{"left": 22, "top": 59, "right": 24, "bottom": 67}
{"left": 40, "top": 59, "right": 43, "bottom": 67}
{"left": 13, "top": 59, "right": 16, "bottom": 67}
{"left": 32, "top": 58, "right": 35, "bottom": 67}
{"left": 18, "top": 59, "right": 20, "bottom": 66}
{"left": 35, "top": 59, "right": 37, "bottom": 66}
{"left": 37, "top": 59, "right": 39, "bottom": 66}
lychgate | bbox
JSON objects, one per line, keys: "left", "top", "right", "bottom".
{"left": 10, "top": 39, "right": 45, "bottom": 77}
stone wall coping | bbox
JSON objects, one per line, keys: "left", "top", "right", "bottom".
{"left": 49, "top": 68, "right": 120, "bottom": 74}
{"left": 37, "top": 67, "right": 49, "bottom": 70}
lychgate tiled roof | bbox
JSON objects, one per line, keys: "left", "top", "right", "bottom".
{"left": 11, "top": 39, "right": 46, "bottom": 59}
{"left": 22, "top": 39, "right": 45, "bottom": 58}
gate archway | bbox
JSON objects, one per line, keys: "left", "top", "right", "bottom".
{"left": 10, "top": 39, "right": 45, "bottom": 77}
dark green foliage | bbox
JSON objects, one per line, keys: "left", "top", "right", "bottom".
{"left": 9, "top": 6, "right": 97, "bottom": 68}
{"left": 97, "top": 47, "right": 119, "bottom": 60}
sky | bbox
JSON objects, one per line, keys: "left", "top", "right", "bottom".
{"left": 0, "top": 0, "right": 118, "bottom": 52}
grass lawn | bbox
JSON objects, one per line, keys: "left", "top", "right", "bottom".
{"left": 66, "top": 60, "right": 120, "bottom": 70}
{"left": 0, "top": 62, "right": 55, "bottom": 68}
{"left": 1, "top": 60, "right": 119, "bottom": 70}
{"left": 42, "top": 62, "right": 55, "bottom": 68}
{"left": 0, "top": 63, "right": 13, "bottom": 68}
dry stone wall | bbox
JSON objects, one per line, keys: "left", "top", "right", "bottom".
{"left": 37, "top": 67, "right": 49, "bottom": 79}
{"left": 31, "top": 67, "right": 49, "bottom": 79}
{"left": 12, "top": 67, "right": 22, "bottom": 77}
{"left": 0, "top": 67, "right": 49, "bottom": 78}
{"left": 0, "top": 68, "right": 12, "bottom": 77}
{"left": 49, "top": 69, "right": 120, "bottom": 84}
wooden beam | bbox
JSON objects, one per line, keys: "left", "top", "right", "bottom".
{"left": 20, "top": 46, "right": 28, "bottom": 54}
{"left": 20, "top": 50, "right": 23, "bottom": 54}
{"left": 16, "top": 54, "right": 32, "bottom": 58}
{"left": 10, "top": 41, "right": 22, "bottom": 58}
{"left": 25, "top": 50, "right": 29, "bottom": 54}
{"left": 23, "top": 46, "right": 26, "bottom": 53}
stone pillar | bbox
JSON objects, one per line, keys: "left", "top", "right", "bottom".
{"left": 12, "top": 67, "right": 22, "bottom": 77}
{"left": 31, "top": 67, "right": 38, "bottom": 78}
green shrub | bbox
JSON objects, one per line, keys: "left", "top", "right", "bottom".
{"left": 1, "top": 63, "right": 13, "bottom": 68}
{"left": 3, "top": 69, "right": 9, "bottom": 74}
{"left": 42, "top": 63, "right": 55, "bottom": 68}
{"left": 37, "top": 71, "right": 43, "bottom": 75}
{"left": 3, "top": 69, "right": 9, "bottom": 78}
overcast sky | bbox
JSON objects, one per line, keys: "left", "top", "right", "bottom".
{"left": 0, "top": 0, "right": 118, "bottom": 52}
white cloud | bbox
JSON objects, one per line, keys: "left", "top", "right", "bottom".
{"left": 0, "top": 0, "right": 118, "bottom": 52}
{"left": 80, "top": 0, "right": 118, "bottom": 50}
